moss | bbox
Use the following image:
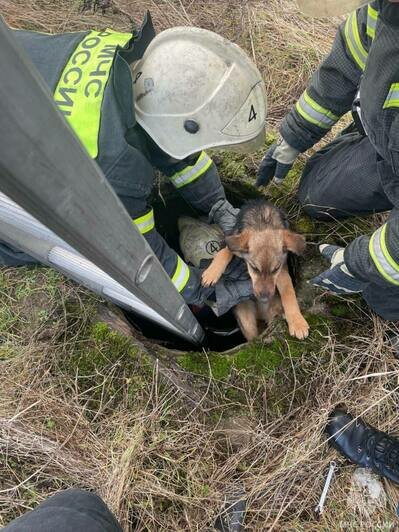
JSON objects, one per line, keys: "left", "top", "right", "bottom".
{"left": 293, "top": 216, "right": 316, "bottom": 235}
{"left": 211, "top": 136, "right": 273, "bottom": 184}
{"left": 218, "top": 156, "right": 248, "bottom": 180}
{"left": 178, "top": 312, "right": 337, "bottom": 387}
{"left": 234, "top": 341, "right": 282, "bottom": 375}
{"left": 285, "top": 161, "right": 305, "bottom": 186}
{"left": 330, "top": 302, "right": 356, "bottom": 318}
{"left": 265, "top": 132, "right": 277, "bottom": 146}
{"left": 179, "top": 340, "right": 284, "bottom": 381}
{"left": 68, "top": 321, "right": 145, "bottom": 374}
{"left": 177, "top": 351, "right": 233, "bottom": 380}
{"left": 45, "top": 418, "right": 56, "bottom": 430}
{"left": 179, "top": 338, "right": 287, "bottom": 381}
{"left": 200, "top": 484, "right": 211, "bottom": 496}
{"left": 59, "top": 321, "right": 152, "bottom": 414}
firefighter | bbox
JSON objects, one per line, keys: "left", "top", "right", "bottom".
{"left": 257, "top": 0, "right": 399, "bottom": 321}
{"left": 1, "top": 13, "right": 267, "bottom": 316}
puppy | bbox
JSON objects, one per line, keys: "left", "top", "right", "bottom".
{"left": 202, "top": 199, "right": 309, "bottom": 341}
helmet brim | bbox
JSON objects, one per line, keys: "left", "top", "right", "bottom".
{"left": 297, "top": 0, "right": 369, "bottom": 17}
{"left": 217, "top": 127, "right": 266, "bottom": 155}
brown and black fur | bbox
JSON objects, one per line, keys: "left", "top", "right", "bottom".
{"left": 202, "top": 199, "right": 309, "bottom": 341}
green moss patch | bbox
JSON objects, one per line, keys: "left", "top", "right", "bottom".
{"left": 59, "top": 321, "right": 153, "bottom": 413}
{"left": 178, "top": 314, "right": 334, "bottom": 382}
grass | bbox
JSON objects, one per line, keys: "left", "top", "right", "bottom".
{"left": 1, "top": 0, "right": 399, "bottom": 530}
{"left": 178, "top": 315, "right": 337, "bottom": 382}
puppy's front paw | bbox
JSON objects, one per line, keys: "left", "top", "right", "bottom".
{"left": 201, "top": 265, "right": 223, "bottom": 287}
{"left": 288, "top": 315, "right": 309, "bottom": 340}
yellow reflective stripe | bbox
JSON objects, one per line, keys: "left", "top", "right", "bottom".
{"left": 296, "top": 90, "right": 339, "bottom": 129}
{"left": 369, "top": 224, "right": 399, "bottom": 285}
{"left": 133, "top": 209, "right": 155, "bottom": 234}
{"left": 367, "top": 4, "right": 378, "bottom": 39}
{"left": 303, "top": 91, "right": 339, "bottom": 122}
{"left": 171, "top": 256, "right": 190, "bottom": 292}
{"left": 54, "top": 29, "right": 132, "bottom": 158}
{"left": 169, "top": 151, "right": 213, "bottom": 189}
{"left": 344, "top": 11, "right": 368, "bottom": 71}
{"left": 380, "top": 224, "right": 399, "bottom": 273}
{"left": 383, "top": 83, "right": 399, "bottom": 110}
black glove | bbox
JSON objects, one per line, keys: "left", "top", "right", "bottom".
{"left": 256, "top": 139, "right": 299, "bottom": 187}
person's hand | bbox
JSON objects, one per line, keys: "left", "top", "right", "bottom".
{"left": 256, "top": 137, "right": 300, "bottom": 187}
{"left": 310, "top": 244, "right": 367, "bottom": 295}
{"left": 199, "top": 256, "right": 254, "bottom": 316}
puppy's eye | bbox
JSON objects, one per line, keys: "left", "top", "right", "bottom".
{"left": 250, "top": 264, "right": 260, "bottom": 274}
{"left": 271, "top": 264, "right": 281, "bottom": 274}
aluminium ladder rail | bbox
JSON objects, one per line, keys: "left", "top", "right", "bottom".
{"left": 0, "top": 192, "right": 187, "bottom": 336}
{"left": 0, "top": 18, "right": 204, "bottom": 344}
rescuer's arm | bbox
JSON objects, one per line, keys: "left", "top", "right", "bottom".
{"left": 108, "top": 143, "right": 251, "bottom": 313}
{"left": 121, "top": 197, "right": 252, "bottom": 314}
{"left": 258, "top": 4, "right": 374, "bottom": 186}
{"left": 156, "top": 150, "right": 240, "bottom": 233}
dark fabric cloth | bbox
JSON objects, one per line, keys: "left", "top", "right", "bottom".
{"left": 280, "top": 1, "right": 399, "bottom": 316}
{"left": 297, "top": 130, "right": 399, "bottom": 319}
{"left": 280, "top": 5, "right": 369, "bottom": 152}
{"left": 0, "top": 243, "right": 39, "bottom": 266}
{"left": 297, "top": 131, "right": 393, "bottom": 219}
{"left": 2, "top": 489, "right": 122, "bottom": 532}
{"left": 345, "top": 208, "right": 399, "bottom": 320}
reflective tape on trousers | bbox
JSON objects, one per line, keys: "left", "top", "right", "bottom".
{"left": 384, "top": 83, "right": 399, "bottom": 109}
{"left": 169, "top": 151, "right": 212, "bottom": 189}
{"left": 369, "top": 224, "right": 399, "bottom": 285}
{"left": 54, "top": 29, "right": 132, "bottom": 158}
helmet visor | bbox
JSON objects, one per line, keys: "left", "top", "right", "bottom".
{"left": 217, "top": 126, "right": 266, "bottom": 155}
{"left": 297, "top": 0, "right": 369, "bottom": 17}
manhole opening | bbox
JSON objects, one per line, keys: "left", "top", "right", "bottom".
{"left": 124, "top": 181, "right": 299, "bottom": 353}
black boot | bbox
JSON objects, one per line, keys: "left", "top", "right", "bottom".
{"left": 325, "top": 409, "right": 399, "bottom": 484}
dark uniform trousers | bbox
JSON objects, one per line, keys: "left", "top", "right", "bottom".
{"left": 2, "top": 489, "right": 122, "bottom": 532}
{"left": 297, "top": 129, "right": 399, "bottom": 320}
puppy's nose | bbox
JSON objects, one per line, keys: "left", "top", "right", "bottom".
{"left": 258, "top": 292, "right": 270, "bottom": 303}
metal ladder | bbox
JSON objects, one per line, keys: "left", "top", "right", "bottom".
{"left": 0, "top": 18, "right": 204, "bottom": 344}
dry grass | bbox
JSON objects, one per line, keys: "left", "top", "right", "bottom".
{"left": 1, "top": 0, "right": 399, "bottom": 530}
{"left": 1, "top": 270, "right": 399, "bottom": 530}
{"left": 0, "top": 0, "right": 339, "bottom": 125}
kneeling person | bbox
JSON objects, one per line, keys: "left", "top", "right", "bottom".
{"left": 2, "top": 13, "right": 267, "bottom": 316}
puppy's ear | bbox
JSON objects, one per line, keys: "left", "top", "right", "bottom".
{"left": 225, "top": 230, "right": 250, "bottom": 257}
{"left": 282, "top": 230, "right": 306, "bottom": 255}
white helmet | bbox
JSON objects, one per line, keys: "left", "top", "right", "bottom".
{"left": 131, "top": 27, "right": 267, "bottom": 160}
{"left": 297, "top": 0, "right": 369, "bottom": 17}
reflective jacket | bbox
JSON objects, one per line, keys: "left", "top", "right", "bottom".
{"left": 13, "top": 14, "right": 226, "bottom": 305}
{"left": 280, "top": 1, "right": 399, "bottom": 291}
